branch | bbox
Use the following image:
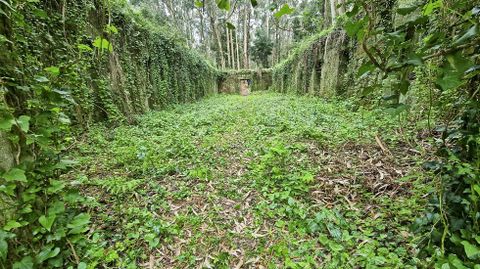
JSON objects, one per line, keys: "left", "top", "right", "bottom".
{"left": 360, "top": 2, "right": 386, "bottom": 72}
{"left": 386, "top": 37, "right": 480, "bottom": 72}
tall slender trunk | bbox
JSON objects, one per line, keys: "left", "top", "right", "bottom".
{"left": 206, "top": 0, "right": 225, "bottom": 68}
{"left": 243, "top": 3, "right": 251, "bottom": 69}
{"left": 329, "top": 0, "right": 337, "bottom": 25}
{"left": 229, "top": 29, "right": 235, "bottom": 69}
{"left": 266, "top": 15, "right": 270, "bottom": 38}
{"left": 226, "top": 27, "right": 231, "bottom": 68}
{"left": 235, "top": 31, "right": 240, "bottom": 70}
{"left": 211, "top": 17, "right": 225, "bottom": 69}
{"left": 324, "top": 0, "right": 331, "bottom": 26}
{"left": 198, "top": 8, "right": 205, "bottom": 45}
{"left": 274, "top": 24, "right": 279, "bottom": 64}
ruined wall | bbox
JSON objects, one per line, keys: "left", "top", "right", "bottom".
{"left": 272, "top": 28, "right": 350, "bottom": 97}
{"left": 219, "top": 69, "right": 272, "bottom": 94}
{"left": 0, "top": 0, "right": 218, "bottom": 226}
{"left": 319, "top": 31, "right": 349, "bottom": 96}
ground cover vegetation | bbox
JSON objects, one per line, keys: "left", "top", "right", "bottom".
{"left": 70, "top": 93, "right": 429, "bottom": 268}
{"left": 0, "top": 0, "right": 479, "bottom": 268}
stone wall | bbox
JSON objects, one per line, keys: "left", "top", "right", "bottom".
{"left": 219, "top": 69, "right": 272, "bottom": 94}
{"left": 271, "top": 29, "right": 351, "bottom": 97}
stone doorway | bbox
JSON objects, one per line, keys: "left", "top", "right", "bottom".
{"left": 240, "top": 79, "right": 250, "bottom": 96}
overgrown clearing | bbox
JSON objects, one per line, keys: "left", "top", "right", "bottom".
{"left": 69, "top": 92, "right": 431, "bottom": 268}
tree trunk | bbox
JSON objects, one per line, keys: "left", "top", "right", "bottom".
{"left": 229, "top": 29, "right": 235, "bottom": 70}
{"left": 329, "top": 0, "right": 337, "bottom": 25}
{"left": 226, "top": 27, "right": 231, "bottom": 68}
{"left": 243, "top": 3, "right": 251, "bottom": 69}
{"left": 236, "top": 30, "right": 241, "bottom": 70}
{"left": 208, "top": 1, "right": 225, "bottom": 69}
{"left": 198, "top": 8, "right": 205, "bottom": 45}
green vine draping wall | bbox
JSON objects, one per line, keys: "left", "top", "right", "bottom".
{"left": 0, "top": 0, "right": 217, "bottom": 266}
{"left": 271, "top": 28, "right": 350, "bottom": 97}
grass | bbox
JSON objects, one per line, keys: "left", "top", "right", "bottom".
{"left": 67, "top": 92, "right": 433, "bottom": 268}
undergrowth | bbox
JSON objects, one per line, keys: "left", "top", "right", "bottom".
{"left": 66, "top": 92, "right": 432, "bottom": 268}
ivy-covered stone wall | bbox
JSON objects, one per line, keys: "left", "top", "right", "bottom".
{"left": 219, "top": 69, "right": 272, "bottom": 94}
{"left": 271, "top": 28, "right": 351, "bottom": 97}
{"left": 0, "top": 0, "right": 218, "bottom": 230}
{"left": 0, "top": 0, "right": 218, "bottom": 128}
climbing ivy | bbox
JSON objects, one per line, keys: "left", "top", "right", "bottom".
{"left": 0, "top": 0, "right": 217, "bottom": 267}
{"left": 342, "top": 1, "right": 479, "bottom": 267}
{"left": 272, "top": 0, "right": 479, "bottom": 267}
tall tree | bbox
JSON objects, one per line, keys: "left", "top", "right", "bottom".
{"left": 243, "top": 2, "right": 251, "bottom": 69}
{"left": 251, "top": 29, "right": 274, "bottom": 67}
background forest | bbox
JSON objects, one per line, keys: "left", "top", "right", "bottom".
{"left": 0, "top": 0, "right": 479, "bottom": 268}
{"left": 130, "top": 0, "right": 327, "bottom": 69}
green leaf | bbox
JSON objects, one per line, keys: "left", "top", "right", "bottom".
{"left": 397, "top": 79, "right": 410, "bottom": 94}
{"left": 13, "top": 256, "right": 33, "bottom": 269}
{"left": 32, "top": 9, "right": 47, "bottom": 18}
{"left": 461, "top": 241, "right": 480, "bottom": 259}
{"left": 78, "top": 262, "right": 87, "bottom": 269}
{"left": 34, "top": 76, "right": 49, "bottom": 83}
{"left": 226, "top": 22, "right": 235, "bottom": 30}
{"left": 397, "top": 6, "right": 418, "bottom": 15}
{"left": 53, "top": 158, "right": 78, "bottom": 170}
{"left": 0, "top": 114, "right": 13, "bottom": 131}
{"left": 447, "top": 254, "right": 469, "bottom": 269}
{"left": 361, "top": 84, "right": 378, "bottom": 96}
{"left": 446, "top": 52, "right": 473, "bottom": 73}
{"left": 405, "top": 53, "right": 423, "bottom": 66}
{"left": 0, "top": 184, "right": 16, "bottom": 196}
{"left": 3, "top": 220, "right": 22, "bottom": 231}
{"left": 357, "top": 62, "right": 375, "bottom": 78}
{"left": 423, "top": 0, "right": 443, "bottom": 16}
{"left": 36, "top": 245, "right": 60, "bottom": 263}
{"left": 47, "top": 201, "right": 65, "bottom": 215}
{"left": 67, "top": 213, "right": 90, "bottom": 234}
{"left": 436, "top": 51, "right": 473, "bottom": 91}
{"left": 2, "top": 168, "right": 27, "bottom": 183}
{"left": 274, "top": 4, "right": 294, "bottom": 19}
{"left": 452, "top": 24, "right": 478, "bottom": 46}
{"left": 474, "top": 184, "right": 480, "bottom": 196}
{"left": 47, "top": 180, "right": 66, "bottom": 194}
{"left": 44, "top": 66, "right": 60, "bottom": 76}
{"left": 145, "top": 233, "right": 160, "bottom": 249}
{"left": 250, "top": 0, "right": 258, "bottom": 7}
{"left": 194, "top": 0, "right": 203, "bottom": 8}
{"left": 105, "top": 24, "right": 118, "bottom": 34}
{"left": 345, "top": 18, "right": 366, "bottom": 38}
{"left": 38, "top": 214, "right": 57, "bottom": 232}
{"left": 216, "top": 0, "right": 230, "bottom": 11}
{"left": 77, "top": 44, "right": 93, "bottom": 52}
{"left": 17, "top": 115, "right": 30, "bottom": 132}
{"left": 92, "top": 37, "right": 113, "bottom": 52}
